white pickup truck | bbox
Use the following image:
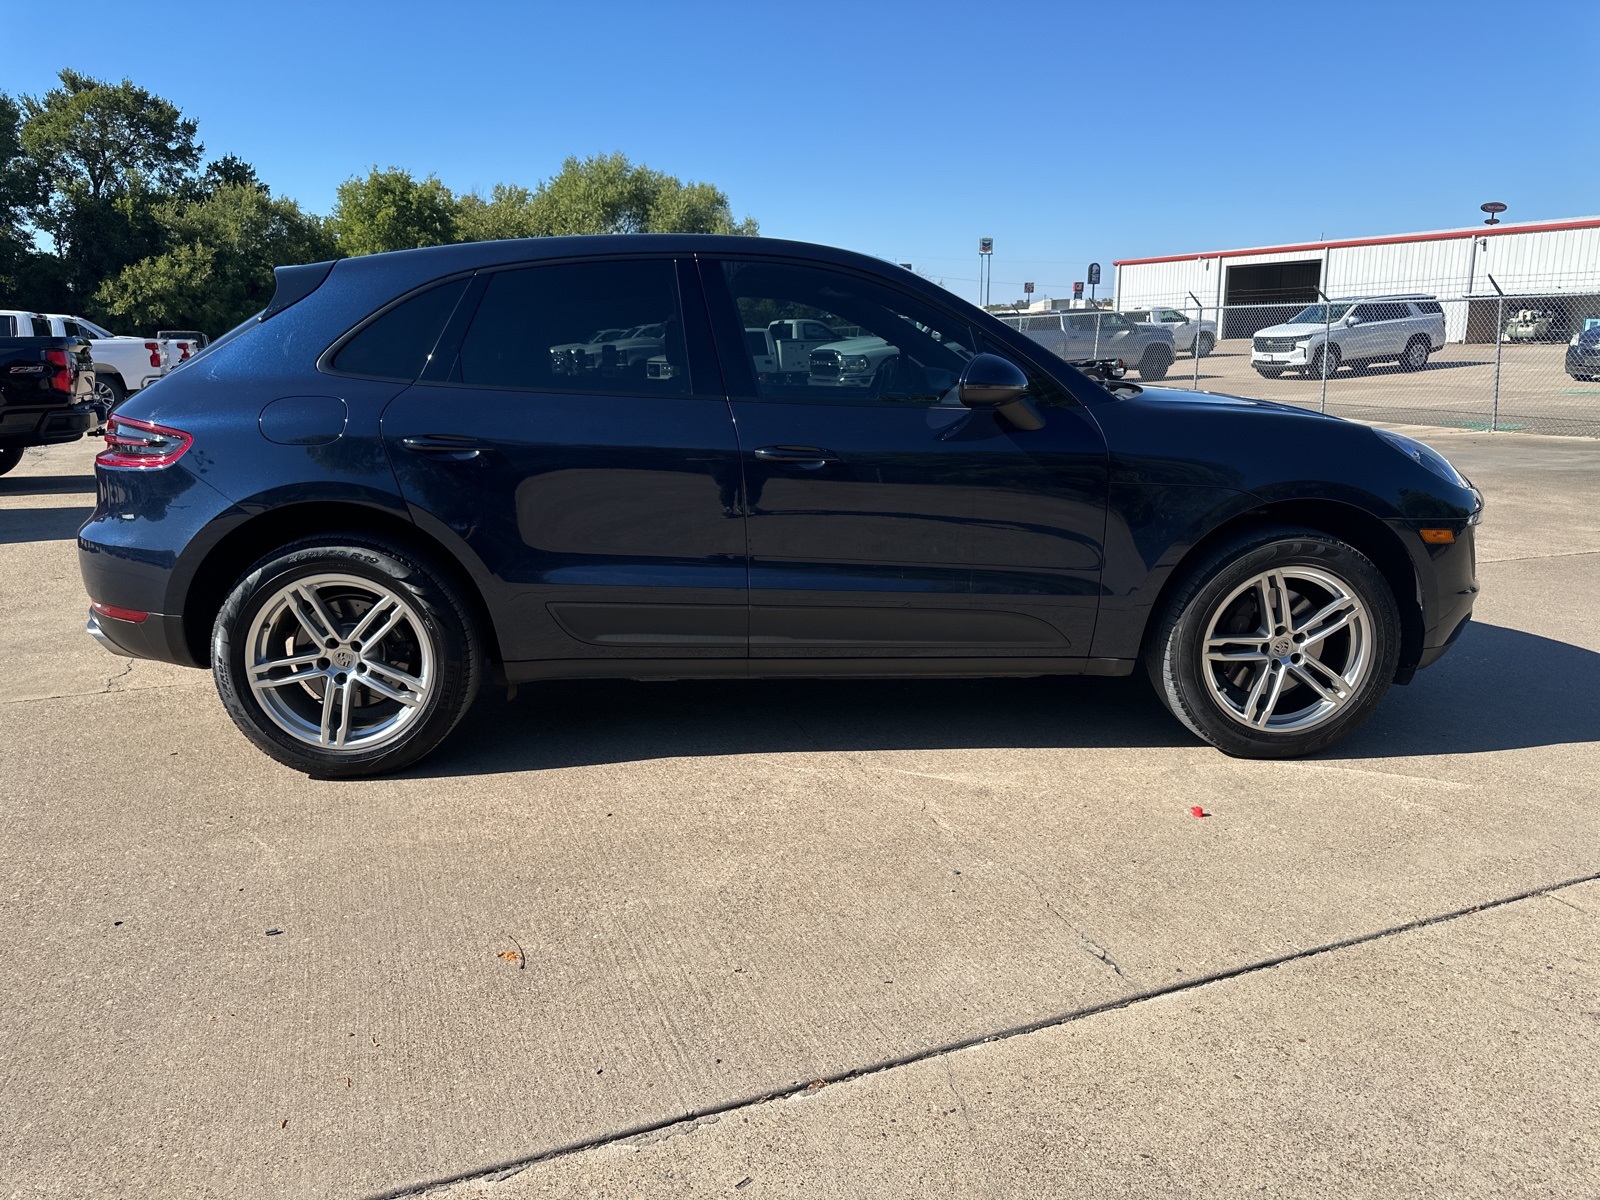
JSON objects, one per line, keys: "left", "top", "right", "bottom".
{"left": 39, "top": 314, "right": 189, "bottom": 409}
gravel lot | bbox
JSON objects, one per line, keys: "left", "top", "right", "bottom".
{"left": 1, "top": 429, "right": 1597, "bottom": 1198}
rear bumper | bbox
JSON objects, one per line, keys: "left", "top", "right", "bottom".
{"left": 85, "top": 607, "right": 192, "bottom": 664}
{"left": 0, "top": 401, "right": 99, "bottom": 447}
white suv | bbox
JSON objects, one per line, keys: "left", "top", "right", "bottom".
{"left": 1251, "top": 297, "right": 1446, "bottom": 378}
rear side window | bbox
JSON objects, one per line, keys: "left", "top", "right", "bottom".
{"left": 32, "top": 315, "right": 53, "bottom": 337}
{"left": 332, "top": 278, "right": 470, "bottom": 381}
{"left": 1414, "top": 301, "right": 1442, "bottom": 315}
{"left": 0, "top": 315, "right": 13, "bottom": 336}
{"left": 454, "top": 259, "right": 691, "bottom": 395}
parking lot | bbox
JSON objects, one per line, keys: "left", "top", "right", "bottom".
{"left": 1166, "top": 338, "right": 1600, "bottom": 438}
{"left": 2, "top": 428, "right": 1598, "bottom": 1197}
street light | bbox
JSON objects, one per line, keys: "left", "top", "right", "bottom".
{"left": 1480, "top": 201, "right": 1507, "bottom": 226}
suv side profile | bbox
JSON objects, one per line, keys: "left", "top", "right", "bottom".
{"left": 1123, "top": 307, "right": 1218, "bottom": 357}
{"left": 81, "top": 236, "right": 1480, "bottom": 777}
{"left": 1251, "top": 297, "right": 1446, "bottom": 378}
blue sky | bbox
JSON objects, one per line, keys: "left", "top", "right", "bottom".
{"left": 9, "top": 0, "right": 1597, "bottom": 306}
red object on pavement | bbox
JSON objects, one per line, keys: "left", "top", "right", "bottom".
{"left": 1190, "top": 806, "right": 1209, "bottom": 818}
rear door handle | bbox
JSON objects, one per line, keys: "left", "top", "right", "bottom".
{"left": 402, "top": 434, "right": 486, "bottom": 460}
{"left": 753, "top": 445, "right": 840, "bottom": 469}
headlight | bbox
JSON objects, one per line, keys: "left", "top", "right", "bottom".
{"left": 1374, "top": 429, "right": 1470, "bottom": 488}
{"left": 845, "top": 355, "right": 871, "bottom": 371}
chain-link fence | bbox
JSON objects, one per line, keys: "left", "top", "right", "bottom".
{"left": 1095, "top": 281, "right": 1600, "bottom": 437}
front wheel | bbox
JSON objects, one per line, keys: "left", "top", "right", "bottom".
{"left": 1137, "top": 347, "right": 1172, "bottom": 380}
{"left": 212, "top": 535, "right": 483, "bottom": 778}
{"left": 1399, "top": 337, "right": 1430, "bottom": 371}
{"left": 1145, "top": 527, "right": 1400, "bottom": 758}
{"left": 1194, "top": 333, "right": 1215, "bottom": 358}
{"left": 1304, "top": 343, "right": 1341, "bottom": 378}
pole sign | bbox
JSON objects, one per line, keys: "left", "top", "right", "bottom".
{"left": 1073, "top": 282, "right": 1084, "bottom": 299}
{"left": 1023, "top": 282, "right": 1034, "bottom": 295}
{"left": 979, "top": 237, "right": 993, "bottom": 255}
{"left": 1087, "top": 262, "right": 1101, "bottom": 285}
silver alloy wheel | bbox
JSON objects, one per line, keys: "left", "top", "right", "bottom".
{"left": 245, "top": 572, "right": 434, "bottom": 752}
{"left": 1405, "top": 340, "right": 1428, "bottom": 369}
{"left": 1200, "top": 566, "right": 1371, "bottom": 732}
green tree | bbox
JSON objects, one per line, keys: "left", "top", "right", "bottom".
{"left": 20, "top": 70, "right": 203, "bottom": 308}
{"left": 328, "top": 166, "right": 457, "bottom": 257}
{"left": 520, "top": 153, "right": 757, "bottom": 237}
{"left": 455, "top": 183, "right": 542, "bottom": 241}
{"left": 97, "top": 183, "right": 335, "bottom": 332}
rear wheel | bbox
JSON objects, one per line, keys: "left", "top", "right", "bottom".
{"left": 1145, "top": 527, "right": 1400, "bottom": 758}
{"left": 1137, "top": 346, "right": 1172, "bottom": 380}
{"left": 0, "top": 446, "right": 22, "bottom": 477}
{"left": 93, "top": 374, "right": 126, "bottom": 414}
{"left": 212, "top": 535, "right": 482, "bottom": 778}
{"left": 1195, "top": 333, "right": 1215, "bottom": 358}
{"left": 1399, "top": 336, "right": 1430, "bottom": 371}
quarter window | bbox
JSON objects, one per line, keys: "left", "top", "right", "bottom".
{"left": 333, "top": 278, "right": 470, "bottom": 381}
{"left": 455, "top": 260, "right": 691, "bottom": 395}
{"left": 719, "top": 259, "right": 978, "bottom": 407}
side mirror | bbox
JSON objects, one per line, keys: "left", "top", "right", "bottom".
{"left": 1345, "top": 315, "right": 1360, "bottom": 326}
{"left": 958, "top": 353, "right": 1044, "bottom": 431}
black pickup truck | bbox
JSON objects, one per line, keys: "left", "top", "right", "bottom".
{"left": 0, "top": 315, "right": 99, "bottom": 476}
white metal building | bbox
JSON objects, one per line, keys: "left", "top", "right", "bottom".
{"left": 1112, "top": 216, "right": 1600, "bottom": 342}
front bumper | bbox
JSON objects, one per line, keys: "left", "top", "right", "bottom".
{"left": 1388, "top": 501, "right": 1481, "bottom": 679}
{"left": 1566, "top": 347, "right": 1600, "bottom": 377}
{"left": 1251, "top": 346, "right": 1312, "bottom": 367}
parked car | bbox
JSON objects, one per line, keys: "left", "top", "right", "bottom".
{"left": 0, "top": 314, "right": 98, "bottom": 475}
{"left": 1567, "top": 325, "right": 1600, "bottom": 380}
{"left": 1123, "top": 306, "right": 1218, "bottom": 357}
{"left": 807, "top": 333, "right": 899, "bottom": 386}
{"left": 81, "top": 235, "right": 1481, "bottom": 777}
{"left": 1251, "top": 297, "right": 1446, "bottom": 378}
{"left": 998, "top": 309, "right": 1176, "bottom": 379}
{"left": 157, "top": 329, "right": 210, "bottom": 369}
{"left": 36, "top": 313, "right": 174, "bottom": 409}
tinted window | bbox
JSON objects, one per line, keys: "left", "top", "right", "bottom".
{"left": 455, "top": 260, "right": 690, "bottom": 395}
{"left": 1022, "top": 315, "right": 1062, "bottom": 333}
{"left": 1415, "top": 301, "right": 1443, "bottom": 315}
{"left": 333, "top": 279, "right": 469, "bottom": 381}
{"left": 33, "top": 315, "right": 55, "bottom": 337}
{"left": 0, "top": 315, "right": 13, "bottom": 336}
{"left": 1124, "top": 310, "right": 1151, "bottom": 322}
{"left": 720, "top": 260, "right": 978, "bottom": 407}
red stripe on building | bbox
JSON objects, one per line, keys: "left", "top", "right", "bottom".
{"left": 1112, "top": 217, "right": 1600, "bottom": 267}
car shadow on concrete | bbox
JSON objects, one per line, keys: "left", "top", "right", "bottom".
{"left": 409, "top": 621, "right": 1596, "bottom": 778}
{"left": 0, "top": 474, "right": 95, "bottom": 496}
{"left": 0, "top": 506, "right": 92, "bottom": 545}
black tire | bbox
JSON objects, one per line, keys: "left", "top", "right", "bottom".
{"left": 93, "top": 373, "right": 126, "bottom": 413}
{"left": 1305, "top": 343, "right": 1341, "bottom": 378}
{"left": 0, "top": 446, "right": 23, "bottom": 476}
{"left": 1137, "top": 346, "right": 1172, "bottom": 380}
{"left": 1399, "top": 336, "right": 1430, "bottom": 372}
{"left": 1195, "top": 333, "right": 1215, "bottom": 358}
{"left": 1254, "top": 367, "right": 1285, "bottom": 378}
{"left": 212, "top": 534, "right": 483, "bottom": 778}
{"left": 1144, "top": 526, "right": 1401, "bottom": 759}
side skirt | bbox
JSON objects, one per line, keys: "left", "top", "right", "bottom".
{"left": 499, "top": 656, "right": 1136, "bottom": 684}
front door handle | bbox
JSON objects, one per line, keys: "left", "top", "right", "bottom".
{"left": 402, "top": 434, "right": 486, "bottom": 460}
{"left": 753, "top": 445, "right": 840, "bottom": 469}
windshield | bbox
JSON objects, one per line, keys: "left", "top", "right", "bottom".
{"left": 1287, "top": 304, "right": 1353, "bottom": 324}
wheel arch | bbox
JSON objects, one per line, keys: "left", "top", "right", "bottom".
{"left": 1141, "top": 498, "right": 1424, "bottom": 677}
{"left": 176, "top": 500, "right": 503, "bottom": 670}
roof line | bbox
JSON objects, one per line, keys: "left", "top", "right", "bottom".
{"left": 1112, "top": 216, "right": 1600, "bottom": 267}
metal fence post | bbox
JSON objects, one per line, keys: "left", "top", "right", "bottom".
{"left": 1320, "top": 293, "right": 1332, "bottom": 414}
{"left": 1092, "top": 311, "right": 1101, "bottom": 359}
{"left": 1188, "top": 290, "right": 1203, "bottom": 390}
{"left": 1492, "top": 290, "right": 1505, "bottom": 433}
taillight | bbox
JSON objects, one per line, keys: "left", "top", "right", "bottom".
{"left": 91, "top": 601, "right": 149, "bottom": 624}
{"left": 45, "top": 347, "right": 72, "bottom": 392}
{"left": 97, "top": 414, "right": 193, "bottom": 469}
{"left": 145, "top": 341, "right": 162, "bottom": 368}
{"left": 177, "top": 342, "right": 191, "bottom": 362}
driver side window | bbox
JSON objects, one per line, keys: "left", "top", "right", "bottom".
{"left": 718, "top": 260, "right": 977, "bottom": 407}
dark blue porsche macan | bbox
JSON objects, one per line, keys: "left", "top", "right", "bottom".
{"left": 79, "top": 236, "right": 1482, "bottom": 777}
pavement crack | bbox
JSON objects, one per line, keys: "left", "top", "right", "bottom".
{"left": 103, "top": 661, "right": 135, "bottom": 693}
{"left": 365, "top": 869, "right": 1600, "bottom": 1200}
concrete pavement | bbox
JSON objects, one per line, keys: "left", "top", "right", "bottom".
{"left": 1, "top": 431, "right": 1596, "bottom": 1198}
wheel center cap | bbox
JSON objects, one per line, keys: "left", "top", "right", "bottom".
{"left": 330, "top": 647, "right": 356, "bottom": 670}
{"left": 1270, "top": 636, "right": 1294, "bottom": 658}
